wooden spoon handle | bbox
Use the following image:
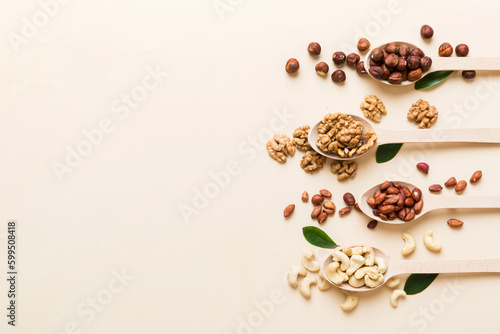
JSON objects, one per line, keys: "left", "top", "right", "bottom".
{"left": 432, "top": 57, "right": 500, "bottom": 71}
{"left": 425, "top": 195, "right": 500, "bottom": 211}
{"left": 377, "top": 128, "right": 500, "bottom": 145}
{"left": 391, "top": 258, "right": 500, "bottom": 276}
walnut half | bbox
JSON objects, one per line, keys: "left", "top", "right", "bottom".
{"left": 407, "top": 99, "right": 438, "bottom": 129}
{"left": 360, "top": 94, "right": 387, "bottom": 123}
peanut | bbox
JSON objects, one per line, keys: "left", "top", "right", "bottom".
{"left": 317, "top": 212, "right": 328, "bottom": 224}
{"left": 367, "top": 220, "right": 378, "bottom": 229}
{"left": 413, "top": 200, "right": 424, "bottom": 214}
{"left": 455, "top": 180, "right": 467, "bottom": 193}
{"left": 444, "top": 177, "right": 457, "bottom": 187}
{"left": 302, "top": 191, "right": 309, "bottom": 202}
{"left": 319, "top": 189, "right": 332, "bottom": 198}
{"left": 311, "top": 205, "right": 322, "bottom": 218}
{"left": 339, "top": 207, "right": 351, "bottom": 216}
{"left": 284, "top": 204, "right": 295, "bottom": 217}
{"left": 343, "top": 193, "right": 356, "bottom": 206}
{"left": 380, "top": 181, "right": 391, "bottom": 190}
{"left": 416, "top": 162, "right": 429, "bottom": 174}
{"left": 379, "top": 205, "right": 395, "bottom": 214}
{"left": 311, "top": 194, "right": 324, "bottom": 205}
{"left": 470, "top": 171, "right": 482, "bottom": 184}
{"left": 324, "top": 201, "right": 336, "bottom": 210}
{"left": 428, "top": 184, "right": 443, "bottom": 192}
{"left": 323, "top": 208, "right": 335, "bottom": 215}
{"left": 447, "top": 218, "right": 464, "bottom": 227}
{"left": 412, "top": 188, "right": 422, "bottom": 202}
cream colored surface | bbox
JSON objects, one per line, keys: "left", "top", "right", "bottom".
{"left": 1, "top": 0, "right": 500, "bottom": 333}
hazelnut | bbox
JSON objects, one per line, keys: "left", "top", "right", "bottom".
{"left": 420, "top": 25, "right": 434, "bottom": 39}
{"left": 409, "top": 47, "right": 425, "bottom": 58}
{"left": 408, "top": 68, "right": 423, "bottom": 81}
{"left": 420, "top": 56, "right": 432, "bottom": 72}
{"left": 369, "top": 59, "right": 382, "bottom": 67}
{"left": 368, "top": 66, "right": 384, "bottom": 79}
{"left": 307, "top": 42, "right": 321, "bottom": 55}
{"left": 388, "top": 72, "right": 403, "bottom": 84}
{"left": 285, "top": 58, "right": 299, "bottom": 74}
{"left": 396, "top": 57, "right": 407, "bottom": 71}
{"left": 385, "top": 42, "right": 400, "bottom": 54}
{"left": 399, "top": 44, "right": 410, "bottom": 58}
{"left": 346, "top": 53, "right": 361, "bottom": 67}
{"left": 382, "top": 50, "right": 389, "bottom": 61}
{"left": 406, "top": 56, "right": 421, "bottom": 70}
{"left": 315, "top": 62, "right": 329, "bottom": 76}
{"left": 357, "top": 38, "right": 371, "bottom": 51}
{"left": 331, "top": 70, "right": 346, "bottom": 82}
{"left": 401, "top": 70, "right": 408, "bottom": 81}
{"left": 439, "top": 43, "right": 453, "bottom": 57}
{"left": 370, "top": 47, "right": 384, "bottom": 62}
{"left": 332, "top": 51, "right": 346, "bottom": 65}
{"left": 455, "top": 44, "right": 469, "bottom": 57}
{"left": 384, "top": 53, "right": 399, "bottom": 68}
{"left": 462, "top": 70, "right": 476, "bottom": 79}
{"left": 381, "top": 64, "right": 390, "bottom": 79}
{"left": 356, "top": 61, "right": 367, "bottom": 74}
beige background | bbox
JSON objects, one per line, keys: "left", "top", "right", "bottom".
{"left": 1, "top": 0, "right": 500, "bottom": 333}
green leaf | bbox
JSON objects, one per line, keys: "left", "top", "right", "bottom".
{"left": 414, "top": 71, "right": 453, "bottom": 90}
{"left": 376, "top": 143, "right": 403, "bottom": 163}
{"left": 404, "top": 273, "right": 439, "bottom": 295}
{"left": 302, "top": 226, "right": 337, "bottom": 249}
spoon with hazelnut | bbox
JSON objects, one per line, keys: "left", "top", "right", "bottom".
{"left": 321, "top": 245, "right": 500, "bottom": 292}
{"left": 308, "top": 114, "right": 500, "bottom": 161}
{"left": 365, "top": 41, "right": 500, "bottom": 86}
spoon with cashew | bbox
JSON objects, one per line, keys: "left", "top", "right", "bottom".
{"left": 308, "top": 114, "right": 500, "bottom": 161}
{"left": 364, "top": 41, "right": 500, "bottom": 86}
{"left": 321, "top": 246, "right": 500, "bottom": 292}
{"left": 358, "top": 180, "right": 500, "bottom": 224}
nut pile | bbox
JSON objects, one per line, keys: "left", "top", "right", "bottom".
{"left": 360, "top": 94, "right": 387, "bottom": 123}
{"left": 325, "top": 246, "right": 386, "bottom": 289}
{"left": 366, "top": 181, "right": 423, "bottom": 222}
{"left": 407, "top": 99, "right": 438, "bottom": 128}
{"left": 368, "top": 42, "right": 432, "bottom": 84}
{"left": 266, "top": 134, "right": 295, "bottom": 163}
{"left": 316, "top": 113, "right": 378, "bottom": 158}
{"left": 330, "top": 160, "right": 358, "bottom": 181}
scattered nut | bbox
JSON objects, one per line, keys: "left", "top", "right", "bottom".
{"left": 311, "top": 205, "right": 322, "bottom": 219}
{"left": 455, "top": 180, "right": 467, "bottom": 193}
{"left": 438, "top": 42, "right": 453, "bottom": 57}
{"left": 448, "top": 218, "right": 464, "bottom": 227}
{"left": 332, "top": 51, "right": 346, "bottom": 65}
{"left": 315, "top": 61, "right": 329, "bottom": 76}
{"left": 402, "top": 232, "right": 416, "bottom": 256}
{"left": 302, "top": 191, "right": 309, "bottom": 202}
{"left": 367, "top": 220, "right": 378, "bottom": 229}
{"left": 331, "top": 160, "right": 358, "bottom": 181}
{"left": 331, "top": 70, "right": 346, "bottom": 83}
{"left": 455, "top": 43, "right": 469, "bottom": 57}
{"left": 292, "top": 125, "right": 312, "bottom": 151}
{"left": 356, "top": 61, "right": 367, "bottom": 75}
{"left": 423, "top": 230, "right": 442, "bottom": 252}
{"left": 300, "top": 151, "right": 326, "bottom": 173}
{"left": 416, "top": 162, "right": 429, "bottom": 174}
{"left": 324, "top": 201, "right": 336, "bottom": 210}
{"left": 287, "top": 265, "right": 307, "bottom": 288}
{"left": 360, "top": 94, "right": 387, "bottom": 123}
{"left": 444, "top": 177, "right": 457, "bottom": 187}
{"left": 340, "top": 290, "right": 359, "bottom": 311}
{"left": 390, "top": 289, "right": 407, "bottom": 308}
{"left": 346, "top": 53, "right": 361, "bottom": 67}
{"left": 407, "top": 99, "right": 438, "bottom": 129}
{"left": 470, "top": 170, "right": 482, "bottom": 183}
{"left": 420, "top": 25, "right": 434, "bottom": 39}
{"left": 285, "top": 58, "right": 299, "bottom": 74}
{"left": 284, "top": 204, "right": 295, "bottom": 217}
{"left": 462, "top": 71, "right": 476, "bottom": 79}
{"left": 385, "top": 277, "right": 400, "bottom": 288}
{"left": 299, "top": 276, "right": 317, "bottom": 299}
{"left": 343, "top": 193, "right": 356, "bottom": 206}
{"left": 339, "top": 207, "right": 351, "bottom": 217}
{"left": 307, "top": 42, "right": 321, "bottom": 55}
{"left": 266, "top": 134, "right": 295, "bottom": 163}
{"left": 311, "top": 194, "right": 324, "bottom": 205}
{"left": 428, "top": 184, "right": 443, "bottom": 192}
{"left": 317, "top": 212, "right": 328, "bottom": 224}
{"left": 320, "top": 189, "right": 332, "bottom": 198}
{"left": 323, "top": 208, "right": 335, "bottom": 215}
{"left": 302, "top": 250, "right": 320, "bottom": 272}
{"left": 357, "top": 38, "right": 371, "bottom": 51}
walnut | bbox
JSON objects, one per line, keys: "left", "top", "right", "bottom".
{"left": 266, "top": 134, "right": 295, "bottom": 163}
{"left": 300, "top": 151, "right": 326, "bottom": 173}
{"left": 360, "top": 94, "right": 387, "bottom": 123}
{"left": 292, "top": 125, "right": 311, "bottom": 151}
{"left": 316, "top": 113, "right": 364, "bottom": 157}
{"left": 330, "top": 160, "right": 358, "bottom": 181}
{"left": 356, "top": 129, "right": 378, "bottom": 155}
{"left": 407, "top": 99, "right": 438, "bottom": 129}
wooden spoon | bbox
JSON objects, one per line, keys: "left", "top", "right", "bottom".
{"left": 321, "top": 246, "right": 500, "bottom": 292}
{"left": 364, "top": 41, "right": 500, "bottom": 86}
{"left": 308, "top": 115, "right": 500, "bottom": 161}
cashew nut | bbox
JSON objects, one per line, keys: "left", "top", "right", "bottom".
{"left": 302, "top": 250, "right": 320, "bottom": 272}
{"left": 346, "top": 254, "right": 365, "bottom": 276}
{"left": 287, "top": 265, "right": 307, "bottom": 288}
{"left": 363, "top": 246, "right": 375, "bottom": 266}
{"left": 365, "top": 273, "right": 385, "bottom": 288}
{"left": 340, "top": 290, "right": 358, "bottom": 311}
{"left": 402, "top": 232, "right": 416, "bottom": 256}
{"left": 423, "top": 230, "right": 442, "bottom": 252}
{"left": 299, "top": 276, "right": 317, "bottom": 299}
{"left": 318, "top": 271, "right": 332, "bottom": 291}
{"left": 332, "top": 251, "right": 350, "bottom": 271}
{"left": 375, "top": 256, "right": 387, "bottom": 274}
{"left": 354, "top": 266, "right": 379, "bottom": 280}
{"left": 390, "top": 289, "right": 407, "bottom": 308}
{"left": 348, "top": 275, "right": 365, "bottom": 288}
{"left": 385, "top": 276, "right": 401, "bottom": 288}
{"left": 325, "top": 262, "right": 341, "bottom": 284}
{"left": 342, "top": 246, "right": 364, "bottom": 256}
